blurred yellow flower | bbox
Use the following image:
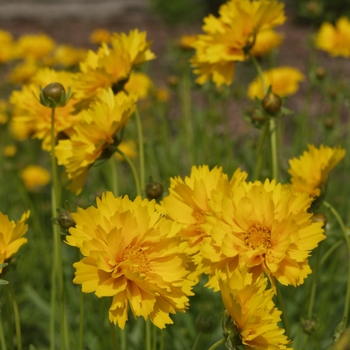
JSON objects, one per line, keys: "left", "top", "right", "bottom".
{"left": 191, "top": 0, "right": 286, "bottom": 86}
{"left": 0, "top": 211, "right": 30, "bottom": 273}
{"left": 176, "top": 34, "right": 197, "bottom": 50}
{"left": 315, "top": 17, "right": 350, "bottom": 57}
{"left": 75, "top": 29, "right": 156, "bottom": 100}
{"left": 250, "top": 29, "right": 284, "bottom": 57}
{"left": 66, "top": 192, "right": 194, "bottom": 329}
{"left": 3, "top": 144, "right": 17, "bottom": 157}
{"left": 0, "top": 30, "right": 15, "bottom": 63}
{"left": 247, "top": 66, "right": 305, "bottom": 99}
{"left": 154, "top": 87, "right": 170, "bottom": 103}
{"left": 90, "top": 28, "right": 111, "bottom": 44}
{"left": 115, "top": 140, "right": 137, "bottom": 161}
{"left": 54, "top": 45, "right": 87, "bottom": 68}
{"left": 7, "top": 60, "right": 39, "bottom": 84}
{"left": 55, "top": 89, "right": 136, "bottom": 194}
{"left": 21, "top": 165, "right": 51, "bottom": 191}
{"left": 124, "top": 71, "right": 153, "bottom": 99}
{"left": 10, "top": 68, "right": 83, "bottom": 150}
{"left": 288, "top": 144, "right": 346, "bottom": 197}
{"left": 0, "top": 100, "right": 9, "bottom": 124}
{"left": 14, "top": 33, "right": 55, "bottom": 60}
{"left": 199, "top": 179, "right": 325, "bottom": 290}
{"left": 218, "top": 266, "right": 290, "bottom": 349}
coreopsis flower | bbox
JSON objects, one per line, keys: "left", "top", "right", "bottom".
{"left": 7, "top": 60, "right": 39, "bottom": 84}
{"left": 3, "top": 144, "right": 17, "bottom": 157}
{"left": 0, "top": 30, "right": 15, "bottom": 63}
{"left": 247, "top": 66, "right": 305, "bottom": 99}
{"left": 315, "top": 17, "right": 350, "bottom": 57}
{"left": 14, "top": 33, "right": 55, "bottom": 61}
{"left": 288, "top": 144, "right": 346, "bottom": 198}
{"left": 199, "top": 179, "right": 326, "bottom": 291}
{"left": 21, "top": 165, "right": 51, "bottom": 191}
{"left": 0, "top": 211, "right": 30, "bottom": 273}
{"left": 55, "top": 88, "right": 136, "bottom": 194}
{"left": 161, "top": 166, "right": 247, "bottom": 283}
{"left": 218, "top": 266, "right": 290, "bottom": 349}
{"left": 10, "top": 68, "right": 82, "bottom": 150}
{"left": 190, "top": 0, "right": 286, "bottom": 87}
{"left": 124, "top": 71, "right": 153, "bottom": 99}
{"left": 90, "top": 28, "right": 112, "bottom": 44}
{"left": 0, "top": 100, "right": 9, "bottom": 124}
{"left": 53, "top": 45, "right": 87, "bottom": 68}
{"left": 75, "top": 29, "right": 155, "bottom": 100}
{"left": 66, "top": 192, "right": 194, "bottom": 329}
{"left": 250, "top": 29, "right": 284, "bottom": 57}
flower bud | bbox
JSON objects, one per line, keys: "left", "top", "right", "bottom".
{"left": 312, "top": 213, "right": 327, "bottom": 227}
{"left": 146, "top": 181, "right": 164, "bottom": 200}
{"left": 315, "top": 67, "right": 326, "bottom": 80}
{"left": 262, "top": 92, "right": 282, "bottom": 115}
{"left": 324, "top": 117, "right": 334, "bottom": 129}
{"left": 57, "top": 209, "right": 75, "bottom": 230}
{"left": 40, "top": 82, "right": 71, "bottom": 108}
{"left": 301, "top": 317, "right": 319, "bottom": 335}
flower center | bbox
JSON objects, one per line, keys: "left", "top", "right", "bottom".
{"left": 194, "top": 210, "right": 205, "bottom": 232}
{"left": 244, "top": 223, "right": 271, "bottom": 250}
{"left": 122, "top": 245, "right": 150, "bottom": 273}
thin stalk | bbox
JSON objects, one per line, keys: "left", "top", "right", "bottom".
{"left": 110, "top": 322, "right": 118, "bottom": 350}
{"left": 109, "top": 156, "right": 119, "bottom": 196}
{"left": 253, "top": 122, "right": 269, "bottom": 181}
{"left": 276, "top": 283, "right": 290, "bottom": 338}
{"left": 7, "top": 284, "right": 22, "bottom": 350}
{"left": 323, "top": 200, "right": 350, "bottom": 328}
{"left": 78, "top": 290, "right": 84, "bottom": 350}
{"left": 134, "top": 106, "right": 145, "bottom": 196}
{"left": 159, "top": 329, "right": 164, "bottom": 350}
{"left": 249, "top": 52, "right": 279, "bottom": 181}
{"left": 115, "top": 148, "right": 141, "bottom": 196}
{"left": 0, "top": 313, "right": 7, "bottom": 350}
{"left": 307, "top": 245, "right": 321, "bottom": 319}
{"left": 320, "top": 240, "right": 342, "bottom": 267}
{"left": 120, "top": 326, "right": 127, "bottom": 350}
{"left": 146, "top": 319, "right": 152, "bottom": 350}
{"left": 208, "top": 338, "right": 225, "bottom": 350}
{"left": 191, "top": 331, "right": 202, "bottom": 350}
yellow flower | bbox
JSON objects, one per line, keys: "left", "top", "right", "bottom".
{"left": 7, "top": 60, "right": 39, "bottom": 84}
{"left": 115, "top": 140, "right": 137, "bottom": 161}
{"left": 66, "top": 192, "right": 194, "bottom": 329}
{"left": 218, "top": 266, "right": 290, "bottom": 349}
{"left": 176, "top": 35, "right": 197, "bottom": 50}
{"left": 10, "top": 68, "right": 83, "bottom": 150}
{"left": 124, "top": 71, "right": 153, "bottom": 99}
{"left": 0, "top": 211, "right": 30, "bottom": 273}
{"left": 250, "top": 29, "right": 284, "bottom": 57}
{"left": 315, "top": 17, "right": 350, "bottom": 57}
{"left": 21, "top": 165, "right": 51, "bottom": 191}
{"left": 54, "top": 45, "right": 87, "bottom": 68}
{"left": 75, "top": 29, "right": 155, "bottom": 100}
{"left": 14, "top": 33, "right": 55, "bottom": 60}
{"left": 0, "top": 30, "right": 15, "bottom": 63}
{"left": 191, "top": 0, "right": 286, "bottom": 87}
{"left": 0, "top": 100, "right": 10, "bottom": 124}
{"left": 247, "top": 66, "right": 305, "bottom": 99}
{"left": 199, "top": 179, "right": 326, "bottom": 291}
{"left": 3, "top": 144, "right": 17, "bottom": 157}
{"left": 55, "top": 89, "right": 136, "bottom": 194}
{"left": 90, "top": 28, "right": 112, "bottom": 44}
{"left": 288, "top": 144, "right": 346, "bottom": 197}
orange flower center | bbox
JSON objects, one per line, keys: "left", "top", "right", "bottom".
{"left": 244, "top": 223, "right": 271, "bottom": 250}
{"left": 194, "top": 210, "right": 205, "bottom": 232}
{"left": 122, "top": 245, "right": 150, "bottom": 273}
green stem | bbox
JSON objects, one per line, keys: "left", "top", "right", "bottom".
{"left": 323, "top": 200, "right": 350, "bottom": 328}
{"left": 0, "top": 313, "right": 7, "bottom": 350}
{"left": 307, "top": 244, "right": 321, "bottom": 319}
{"left": 249, "top": 52, "right": 279, "bottom": 181}
{"left": 146, "top": 319, "right": 152, "bottom": 350}
{"left": 135, "top": 106, "right": 145, "bottom": 196}
{"left": 276, "top": 282, "right": 290, "bottom": 338}
{"left": 121, "top": 326, "right": 127, "bottom": 350}
{"left": 208, "top": 338, "right": 225, "bottom": 350}
{"left": 253, "top": 122, "right": 269, "bottom": 181}
{"left": 109, "top": 156, "right": 119, "bottom": 196}
{"left": 191, "top": 331, "right": 202, "bottom": 350}
{"left": 320, "top": 240, "right": 342, "bottom": 267}
{"left": 110, "top": 322, "right": 118, "bottom": 350}
{"left": 7, "top": 284, "right": 22, "bottom": 350}
{"left": 78, "top": 290, "right": 84, "bottom": 350}
{"left": 115, "top": 148, "right": 141, "bottom": 196}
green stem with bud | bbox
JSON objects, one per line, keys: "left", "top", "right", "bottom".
{"left": 323, "top": 200, "right": 350, "bottom": 328}
{"left": 135, "top": 106, "right": 145, "bottom": 196}
{"left": 249, "top": 52, "right": 279, "bottom": 181}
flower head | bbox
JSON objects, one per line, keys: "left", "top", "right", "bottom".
{"left": 315, "top": 17, "right": 350, "bottom": 57}
{"left": 75, "top": 29, "right": 155, "bottom": 100}
{"left": 66, "top": 192, "right": 194, "bottom": 329}
{"left": 219, "top": 266, "right": 290, "bottom": 349}
{"left": 199, "top": 179, "right": 326, "bottom": 290}
{"left": 247, "top": 66, "right": 305, "bottom": 99}
{"left": 191, "top": 0, "right": 286, "bottom": 86}
{"left": 55, "top": 89, "right": 136, "bottom": 194}
{"left": 0, "top": 211, "right": 30, "bottom": 273}
{"left": 250, "top": 29, "right": 284, "bottom": 57}
{"left": 288, "top": 144, "right": 346, "bottom": 197}
{"left": 21, "top": 165, "right": 51, "bottom": 191}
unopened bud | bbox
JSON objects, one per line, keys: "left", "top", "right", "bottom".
{"left": 315, "top": 67, "right": 326, "bottom": 80}
{"left": 324, "top": 117, "right": 334, "bottom": 129}
{"left": 57, "top": 209, "right": 75, "bottom": 230}
{"left": 262, "top": 92, "right": 282, "bottom": 115}
{"left": 40, "top": 82, "right": 71, "bottom": 108}
{"left": 146, "top": 181, "right": 163, "bottom": 200}
{"left": 301, "top": 317, "right": 319, "bottom": 335}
